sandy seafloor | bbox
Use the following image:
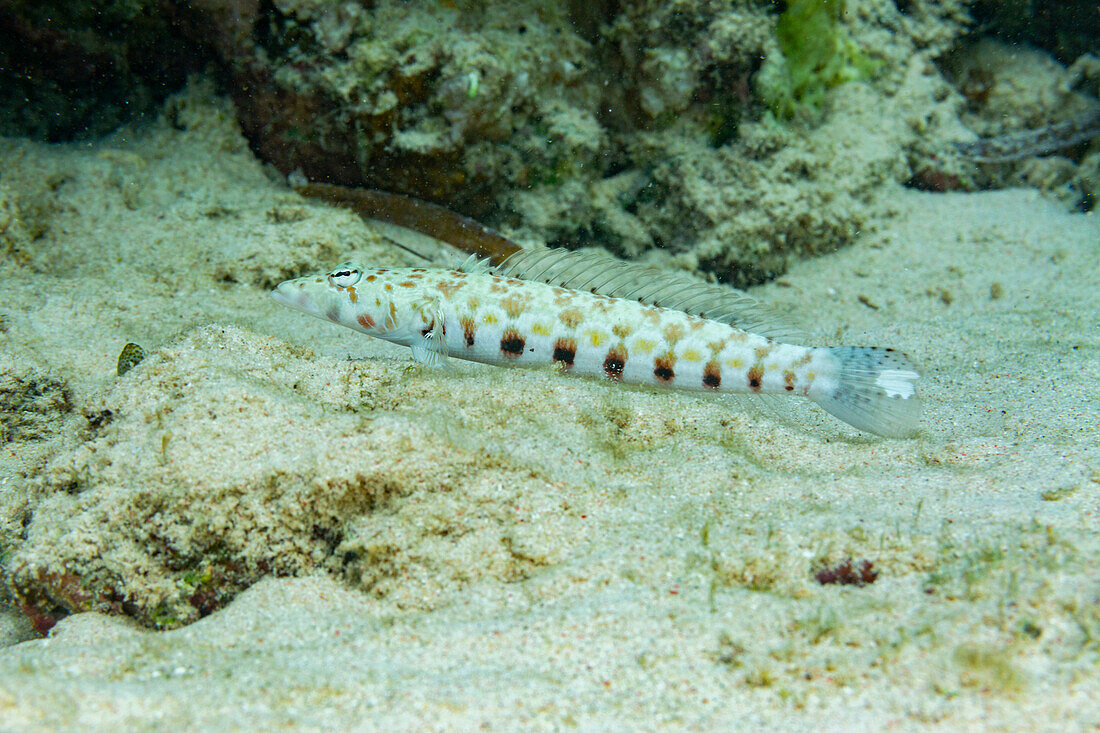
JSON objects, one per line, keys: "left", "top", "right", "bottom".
{"left": 0, "top": 87, "right": 1097, "bottom": 731}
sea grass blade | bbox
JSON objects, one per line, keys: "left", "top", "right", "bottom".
{"left": 295, "top": 183, "right": 521, "bottom": 264}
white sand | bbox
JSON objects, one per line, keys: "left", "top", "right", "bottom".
{"left": 0, "top": 89, "right": 1098, "bottom": 731}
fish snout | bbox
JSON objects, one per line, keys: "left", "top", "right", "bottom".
{"left": 270, "top": 280, "right": 323, "bottom": 318}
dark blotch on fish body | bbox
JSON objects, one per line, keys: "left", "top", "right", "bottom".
{"left": 703, "top": 361, "right": 721, "bottom": 389}
{"left": 603, "top": 347, "right": 626, "bottom": 381}
{"left": 653, "top": 356, "right": 675, "bottom": 382}
{"left": 500, "top": 328, "right": 525, "bottom": 356}
{"left": 553, "top": 338, "right": 576, "bottom": 367}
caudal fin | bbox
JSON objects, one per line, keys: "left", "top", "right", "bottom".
{"left": 810, "top": 346, "right": 921, "bottom": 438}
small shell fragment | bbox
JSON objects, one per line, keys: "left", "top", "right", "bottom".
{"left": 117, "top": 342, "right": 146, "bottom": 377}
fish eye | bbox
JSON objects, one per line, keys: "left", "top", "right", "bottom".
{"left": 328, "top": 265, "right": 362, "bottom": 287}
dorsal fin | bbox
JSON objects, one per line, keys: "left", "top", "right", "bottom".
{"left": 492, "top": 248, "right": 797, "bottom": 340}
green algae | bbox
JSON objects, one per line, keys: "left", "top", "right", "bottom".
{"left": 758, "top": 0, "right": 881, "bottom": 119}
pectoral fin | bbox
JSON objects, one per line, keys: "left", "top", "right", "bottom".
{"left": 410, "top": 302, "right": 450, "bottom": 369}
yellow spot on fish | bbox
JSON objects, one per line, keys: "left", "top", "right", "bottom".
{"left": 681, "top": 348, "right": 702, "bottom": 363}
{"left": 482, "top": 312, "right": 498, "bottom": 325}
{"left": 633, "top": 338, "right": 656, "bottom": 354}
{"left": 532, "top": 323, "right": 551, "bottom": 336}
{"left": 726, "top": 357, "right": 744, "bottom": 369}
{"left": 586, "top": 330, "right": 605, "bottom": 347}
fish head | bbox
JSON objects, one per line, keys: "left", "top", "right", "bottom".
{"left": 270, "top": 262, "right": 365, "bottom": 324}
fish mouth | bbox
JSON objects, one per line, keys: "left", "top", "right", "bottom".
{"left": 270, "top": 281, "right": 323, "bottom": 319}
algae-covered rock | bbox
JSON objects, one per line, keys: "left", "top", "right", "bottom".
{"left": 3, "top": 0, "right": 976, "bottom": 283}
{"left": 4, "top": 326, "right": 592, "bottom": 629}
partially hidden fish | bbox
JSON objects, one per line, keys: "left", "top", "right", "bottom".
{"left": 271, "top": 248, "right": 920, "bottom": 437}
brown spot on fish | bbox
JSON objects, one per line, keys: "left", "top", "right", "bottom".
{"left": 346, "top": 286, "right": 358, "bottom": 303}
{"left": 460, "top": 316, "right": 476, "bottom": 347}
{"left": 641, "top": 308, "right": 662, "bottom": 326}
{"left": 653, "top": 355, "right": 675, "bottom": 382}
{"left": 399, "top": 281, "right": 416, "bottom": 288}
{"left": 603, "top": 346, "right": 627, "bottom": 381}
{"left": 783, "top": 370, "right": 796, "bottom": 392}
{"left": 703, "top": 361, "right": 722, "bottom": 389}
{"left": 553, "top": 338, "right": 576, "bottom": 367}
{"left": 500, "top": 328, "right": 525, "bottom": 356}
{"left": 612, "top": 323, "right": 633, "bottom": 339}
{"left": 589, "top": 296, "right": 613, "bottom": 314}
{"left": 755, "top": 345, "right": 770, "bottom": 360}
{"left": 365, "top": 275, "right": 377, "bottom": 282}
{"left": 500, "top": 292, "right": 530, "bottom": 318}
{"left": 747, "top": 365, "right": 763, "bottom": 391}
{"left": 356, "top": 313, "right": 375, "bottom": 329}
{"left": 553, "top": 291, "right": 575, "bottom": 307}
{"left": 559, "top": 308, "right": 584, "bottom": 328}
{"left": 420, "top": 318, "right": 444, "bottom": 338}
{"left": 436, "top": 280, "right": 466, "bottom": 298}
{"left": 663, "top": 323, "right": 684, "bottom": 345}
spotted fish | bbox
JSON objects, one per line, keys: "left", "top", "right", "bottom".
{"left": 271, "top": 248, "right": 920, "bottom": 437}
